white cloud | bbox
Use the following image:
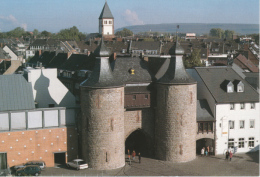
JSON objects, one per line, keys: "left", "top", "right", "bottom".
{"left": 20, "top": 23, "right": 27, "bottom": 31}
{"left": 0, "top": 15, "right": 28, "bottom": 31}
{"left": 0, "top": 15, "right": 17, "bottom": 23}
{"left": 123, "top": 9, "right": 144, "bottom": 25}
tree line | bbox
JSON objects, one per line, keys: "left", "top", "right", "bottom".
{"left": 0, "top": 26, "right": 87, "bottom": 41}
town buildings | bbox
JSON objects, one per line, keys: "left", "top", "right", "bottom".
{"left": 0, "top": 1, "right": 259, "bottom": 172}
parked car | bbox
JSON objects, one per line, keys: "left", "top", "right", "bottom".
{"left": 14, "top": 161, "right": 46, "bottom": 170}
{"left": 67, "top": 159, "right": 88, "bottom": 170}
{"left": 16, "top": 165, "right": 41, "bottom": 176}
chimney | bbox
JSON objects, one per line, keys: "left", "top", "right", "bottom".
{"left": 39, "top": 49, "right": 42, "bottom": 56}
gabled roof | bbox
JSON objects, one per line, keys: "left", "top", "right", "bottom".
{"left": 99, "top": 2, "right": 114, "bottom": 19}
{"left": 0, "top": 74, "right": 35, "bottom": 111}
{"left": 234, "top": 54, "right": 259, "bottom": 73}
{"left": 58, "top": 54, "right": 95, "bottom": 71}
{"left": 195, "top": 67, "right": 259, "bottom": 103}
{"left": 48, "top": 53, "right": 68, "bottom": 68}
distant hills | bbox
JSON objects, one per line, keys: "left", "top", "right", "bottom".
{"left": 116, "top": 23, "right": 259, "bottom": 35}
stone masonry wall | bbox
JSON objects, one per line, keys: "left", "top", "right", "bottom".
{"left": 155, "top": 84, "right": 197, "bottom": 162}
{"left": 80, "top": 87, "right": 125, "bottom": 170}
{"left": 124, "top": 108, "right": 155, "bottom": 138}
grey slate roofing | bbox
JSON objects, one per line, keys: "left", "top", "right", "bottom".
{"left": 195, "top": 67, "right": 259, "bottom": 103}
{"left": 112, "top": 57, "right": 153, "bottom": 84}
{"left": 99, "top": 2, "right": 114, "bottom": 19}
{"left": 196, "top": 99, "right": 214, "bottom": 121}
{"left": 94, "top": 37, "right": 111, "bottom": 57}
{"left": 80, "top": 40, "right": 122, "bottom": 88}
{"left": 0, "top": 48, "right": 10, "bottom": 59}
{"left": 131, "top": 41, "right": 160, "bottom": 51}
{"left": 0, "top": 74, "right": 35, "bottom": 111}
{"left": 157, "top": 41, "right": 196, "bottom": 85}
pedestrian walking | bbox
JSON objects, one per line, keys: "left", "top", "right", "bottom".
{"left": 229, "top": 151, "right": 233, "bottom": 161}
{"left": 210, "top": 146, "right": 214, "bottom": 156}
{"left": 201, "top": 147, "right": 205, "bottom": 157}
{"left": 207, "top": 146, "right": 209, "bottom": 154}
{"left": 132, "top": 150, "right": 136, "bottom": 160}
{"left": 138, "top": 153, "right": 141, "bottom": 163}
{"left": 127, "top": 149, "right": 131, "bottom": 161}
{"left": 205, "top": 150, "right": 208, "bottom": 156}
{"left": 225, "top": 151, "right": 229, "bottom": 160}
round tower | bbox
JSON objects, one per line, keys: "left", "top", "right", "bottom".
{"left": 80, "top": 37, "right": 125, "bottom": 170}
{"left": 155, "top": 32, "right": 197, "bottom": 162}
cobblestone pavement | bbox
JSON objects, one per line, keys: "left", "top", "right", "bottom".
{"left": 39, "top": 151, "right": 259, "bottom": 176}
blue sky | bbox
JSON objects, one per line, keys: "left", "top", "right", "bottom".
{"left": 0, "top": 0, "right": 259, "bottom": 33}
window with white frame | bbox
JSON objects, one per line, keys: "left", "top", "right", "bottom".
{"left": 227, "top": 82, "right": 234, "bottom": 93}
{"left": 250, "top": 120, "right": 255, "bottom": 128}
{"left": 238, "top": 138, "right": 244, "bottom": 148}
{"left": 240, "top": 103, "right": 245, "bottom": 109}
{"left": 104, "top": 20, "right": 107, "bottom": 24}
{"left": 239, "top": 120, "right": 245, "bottom": 129}
{"left": 229, "top": 121, "right": 234, "bottom": 129}
{"left": 237, "top": 81, "right": 244, "bottom": 92}
{"left": 248, "top": 137, "right": 254, "bottom": 148}
{"left": 251, "top": 103, "right": 255, "bottom": 109}
{"left": 230, "top": 103, "right": 235, "bottom": 110}
{"left": 228, "top": 138, "right": 234, "bottom": 149}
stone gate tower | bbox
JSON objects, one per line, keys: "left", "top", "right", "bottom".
{"left": 155, "top": 35, "right": 197, "bottom": 162}
{"left": 80, "top": 37, "right": 125, "bottom": 170}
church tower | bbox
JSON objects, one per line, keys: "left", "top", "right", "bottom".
{"left": 99, "top": 2, "right": 114, "bottom": 37}
{"left": 80, "top": 37, "right": 125, "bottom": 170}
{"left": 155, "top": 30, "right": 197, "bottom": 162}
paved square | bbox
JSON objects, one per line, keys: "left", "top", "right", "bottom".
{"left": 39, "top": 151, "right": 259, "bottom": 176}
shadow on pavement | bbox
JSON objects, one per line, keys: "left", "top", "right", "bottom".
{"left": 245, "top": 151, "right": 259, "bottom": 164}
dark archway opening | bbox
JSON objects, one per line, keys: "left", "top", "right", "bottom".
{"left": 196, "top": 138, "right": 215, "bottom": 155}
{"left": 125, "top": 129, "right": 153, "bottom": 158}
{"left": 54, "top": 152, "right": 66, "bottom": 166}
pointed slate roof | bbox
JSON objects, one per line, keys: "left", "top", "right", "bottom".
{"left": 80, "top": 37, "right": 122, "bottom": 88}
{"left": 157, "top": 34, "right": 196, "bottom": 85}
{"left": 99, "top": 2, "right": 114, "bottom": 19}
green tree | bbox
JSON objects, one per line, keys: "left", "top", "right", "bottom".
{"left": 224, "top": 30, "right": 235, "bottom": 39}
{"left": 184, "top": 48, "right": 203, "bottom": 68}
{"left": 53, "top": 26, "right": 85, "bottom": 41}
{"left": 115, "top": 28, "right": 133, "bottom": 37}
{"left": 210, "top": 28, "right": 224, "bottom": 39}
{"left": 33, "top": 29, "right": 39, "bottom": 37}
{"left": 40, "top": 30, "right": 52, "bottom": 38}
{"left": 6, "top": 27, "right": 25, "bottom": 38}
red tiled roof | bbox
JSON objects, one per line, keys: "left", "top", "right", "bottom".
{"left": 234, "top": 54, "right": 259, "bottom": 73}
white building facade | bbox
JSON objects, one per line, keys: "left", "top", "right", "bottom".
{"left": 190, "top": 67, "right": 259, "bottom": 155}
{"left": 216, "top": 102, "right": 259, "bottom": 154}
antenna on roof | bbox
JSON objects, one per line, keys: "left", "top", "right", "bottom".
{"left": 176, "top": 25, "right": 179, "bottom": 42}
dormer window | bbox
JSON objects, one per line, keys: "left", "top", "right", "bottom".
{"left": 227, "top": 81, "right": 234, "bottom": 93}
{"left": 237, "top": 81, "right": 244, "bottom": 92}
